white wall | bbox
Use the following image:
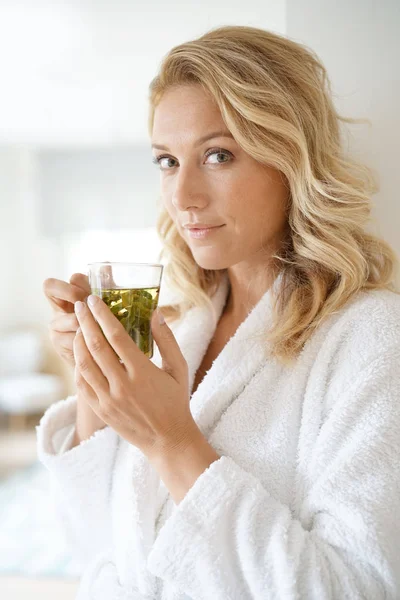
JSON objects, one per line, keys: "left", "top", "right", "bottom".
{"left": 37, "top": 147, "right": 160, "bottom": 236}
{"left": 0, "top": 149, "right": 20, "bottom": 325}
{"left": 0, "top": 148, "right": 61, "bottom": 332}
{"left": 287, "top": 0, "right": 400, "bottom": 282}
{"left": 0, "top": 0, "right": 286, "bottom": 147}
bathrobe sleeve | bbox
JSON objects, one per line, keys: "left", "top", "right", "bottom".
{"left": 146, "top": 346, "right": 400, "bottom": 599}
{"left": 36, "top": 394, "right": 120, "bottom": 571}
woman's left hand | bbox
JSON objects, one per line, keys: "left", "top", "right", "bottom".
{"left": 73, "top": 294, "right": 200, "bottom": 461}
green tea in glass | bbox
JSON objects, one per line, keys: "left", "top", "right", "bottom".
{"left": 88, "top": 262, "right": 164, "bottom": 359}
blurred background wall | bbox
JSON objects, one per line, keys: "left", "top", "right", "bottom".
{"left": 0, "top": 0, "right": 398, "bottom": 400}
{"left": 287, "top": 0, "right": 400, "bottom": 277}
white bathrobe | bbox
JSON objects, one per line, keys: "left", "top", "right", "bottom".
{"left": 36, "top": 271, "right": 400, "bottom": 599}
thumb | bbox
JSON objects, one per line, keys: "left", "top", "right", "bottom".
{"left": 151, "top": 308, "right": 186, "bottom": 380}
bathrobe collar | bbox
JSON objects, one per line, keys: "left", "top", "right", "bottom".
{"left": 178, "top": 269, "right": 282, "bottom": 437}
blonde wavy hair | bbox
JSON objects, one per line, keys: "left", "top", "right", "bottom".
{"left": 148, "top": 25, "right": 399, "bottom": 365}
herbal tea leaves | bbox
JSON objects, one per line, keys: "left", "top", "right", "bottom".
{"left": 91, "top": 287, "right": 160, "bottom": 358}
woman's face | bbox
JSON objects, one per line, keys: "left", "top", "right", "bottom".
{"left": 151, "top": 84, "right": 289, "bottom": 272}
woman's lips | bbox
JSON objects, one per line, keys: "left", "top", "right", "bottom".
{"left": 186, "top": 225, "right": 225, "bottom": 239}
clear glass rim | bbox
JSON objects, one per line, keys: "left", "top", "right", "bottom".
{"left": 87, "top": 261, "right": 163, "bottom": 269}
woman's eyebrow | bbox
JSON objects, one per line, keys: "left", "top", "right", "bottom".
{"left": 151, "top": 130, "right": 234, "bottom": 151}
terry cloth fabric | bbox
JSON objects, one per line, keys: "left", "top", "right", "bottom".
{"left": 36, "top": 271, "right": 400, "bottom": 599}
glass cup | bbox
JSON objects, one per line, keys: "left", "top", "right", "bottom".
{"left": 88, "top": 262, "right": 164, "bottom": 359}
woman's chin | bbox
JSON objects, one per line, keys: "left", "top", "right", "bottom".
{"left": 192, "top": 254, "right": 229, "bottom": 271}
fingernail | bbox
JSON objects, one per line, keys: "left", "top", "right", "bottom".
{"left": 88, "top": 294, "right": 99, "bottom": 307}
{"left": 75, "top": 301, "right": 84, "bottom": 314}
{"left": 158, "top": 308, "right": 165, "bottom": 325}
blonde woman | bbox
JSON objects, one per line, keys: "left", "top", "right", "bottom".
{"left": 38, "top": 25, "right": 400, "bottom": 599}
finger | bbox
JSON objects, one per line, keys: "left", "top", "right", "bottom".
{"left": 89, "top": 263, "right": 117, "bottom": 291}
{"left": 74, "top": 300, "right": 126, "bottom": 381}
{"left": 74, "top": 366, "right": 105, "bottom": 418}
{"left": 73, "top": 328, "right": 110, "bottom": 400}
{"left": 50, "top": 313, "right": 79, "bottom": 333}
{"left": 74, "top": 364, "right": 98, "bottom": 400}
{"left": 84, "top": 294, "right": 146, "bottom": 377}
{"left": 151, "top": 309, "right": 187, "bottom": 381}
{"left": 69, "top": 272, "right": 91, "bottom": 295}
{"left": 99, "top": 263, "right": 117, "bottom": 288}
{"left": 50, "top": 331, "right": 76, "bottom": 364}
{"left": 43, "top": 278, "right": 90, "bottom": 313}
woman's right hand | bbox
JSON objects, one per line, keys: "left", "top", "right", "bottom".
{"left": 44, "top": 272, "right": 91, "bottom": 368}
{"left": 43, "top": 272, "right": 107, "bottom": 441}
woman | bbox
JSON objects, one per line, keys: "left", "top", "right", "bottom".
{"left": 38, "top": 25, "right": 400, "bottom": 599}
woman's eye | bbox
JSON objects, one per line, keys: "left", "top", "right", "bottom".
{"left": 204, "top": 150, "right": 232, "bottom": 164}
{"left": 152, "top": 156, "right": 177, "bottom": 170}
{"left": 152, "top": 149, "right": 232, "bottom": 171}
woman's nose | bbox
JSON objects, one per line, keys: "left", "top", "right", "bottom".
{"left": 171, "top": 167, "right": 208, "bottom": 211}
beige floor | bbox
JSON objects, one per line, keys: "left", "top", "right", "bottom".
{"left": 0, "top": 576, "right": 80, "bottom": 599}
{"left": 0, "top": 427, "right": 80, "bottom": 599}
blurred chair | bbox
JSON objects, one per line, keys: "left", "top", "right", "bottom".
{"left": 0, "top": 330, "right": 64, "bottom": 431}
